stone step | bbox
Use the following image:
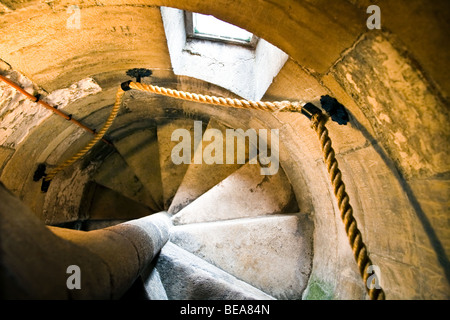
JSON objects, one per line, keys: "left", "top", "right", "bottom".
{"left": 121, "top": 264, "right": 168, "bottom": 300}
{"left": 172, "top": 162, "right": 298, "bottom": 225}
{"left": 168, "top": 118, "right": 249, "bottom": 214}
{"left": 87, "top": 184, "right": 153, "bottom": 221}
{"left": 141, "top": 265, "right": 169, "bottom": 300}
{"left": 157, "top": 119, "right": 207, "bottom": 210}
{"left": 92, "top": 151, "right": 160, "bottom": 212}
{"left": 155, "top": 241, "right": 275, "bottom": 300}
{"left": 170, "top": 214, "right": 313, "bottom": 300}
{"left": 113, "top": 128, "right": 164, "bottom": 210}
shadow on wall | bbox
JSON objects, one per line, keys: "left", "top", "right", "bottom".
{"left": 347, "top": 109, "right": 450, "bottom": 285}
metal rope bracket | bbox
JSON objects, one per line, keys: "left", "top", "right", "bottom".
{"left": 3, "top": 70, "right": 385, "bottom": 298}
{"left": 33, "top": 163, "right": 47, "bottom": 182}
{"left": 118, "top": 80, "right": 386, "bottom": 299}
{"left": 301, "top": 102, "right": 323, "bottom": 119}
{"left": 320, "top": 95, "right": 349, "bottom": 125}
{"left": 126, "top": 68, "right": 152, "bottom": 83}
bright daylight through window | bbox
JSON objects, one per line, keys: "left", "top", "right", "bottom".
{"left": 189, "top": 13, "right": 255, "bottom": 45}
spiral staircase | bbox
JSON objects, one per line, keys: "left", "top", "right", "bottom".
{"left": 32, "top": 95, "right": 313, "bottom": 300}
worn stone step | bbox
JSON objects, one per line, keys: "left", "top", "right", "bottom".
{"left": 157, "top": 119, "right": 207, "bottom": 210}
{"left": 140, "top": 265, "right": 168, "bottom": 300}
{"left": 121, "top": 265, "right": 168, "bottom": 300}
{"left": 155, "top": 241, "right": 275, "bottom": 300}
{"left": 113, "top": 128, "right": 164, "bottom": 210}
{"left": 168, "top": 118, "right": 249, "bottom": 214}
{"left": 92, "top": 151, "right": 160, "bottom": 212}
{"left": 172, "top": 162, "right": 298, "bottom": 225}
{"left": 170, "top": 214, "right": 313, "bottom": 300}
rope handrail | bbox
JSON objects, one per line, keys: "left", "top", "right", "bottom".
{"left": 310, "top": 113, "right": 385, "bottom": 300}
{"left": 1, "top": 76, "right": 385, "bottom": 299}
{"left": 42, "top": 88, "right": 125, "bottom": 184}
{"left": 125, "top": 81, "right": 386, "bottom": 300}
{"left": 126, "top": 81, "right": 304, "bottom": 113}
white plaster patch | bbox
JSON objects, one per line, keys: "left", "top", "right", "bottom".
{"left": 44, "top": 78, "right": 102, "bottom": 110}
{"left": 394, "top": 131, "right": 407, "bottom": 144}
{"left": 345, "top": 73, "right": 360, "bottom": 93}
{"left": 366, "top": 95, "right": 382, "bottom": 114}
{"left": 378, "top": 113, "right": 392, "bottom": 123}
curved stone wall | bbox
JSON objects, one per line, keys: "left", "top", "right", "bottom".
{"left": 0, "top": 0, "right": 448, "bottom": 299}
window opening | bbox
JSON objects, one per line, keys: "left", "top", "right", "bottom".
{"left": 186, "top": 12, "right": 257, "bottom": 46}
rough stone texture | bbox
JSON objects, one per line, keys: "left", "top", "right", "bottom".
{"left": 374, "top": 0, "right": 450, "bottom": 99}
{"left": 0, "top": 85, "right": 113, "bottom": 216}
{"left": 0, "top": 70, "right": 40, "bottom": 147}
{"left": 0, "top": 71, "right": 101, "bottom": 147}
{"left": 0, "top": 1, "right": 12, "bottom": 12}
{"left": 170, "top": 214, "right": 313, "bottom": 299}
{"left": 172, "top": 162, "right": 297, "bottom": 225}
{"left": 332, "top": 32, "right": 450, "bottom": 180}
{"left": 320, "top": 73, "right": 378, "bottom": 147}
{"left": 0, "top": 70, "right": 107, "bottom": 219}
{"left": 156, "top": 242, "right": 275, "bottom": 300}
{"left": 0, "top": 0, "right": 33, "bottom": 10}
{"left": 0, "top": 0, "right": 449, "bottom": 301}
{"left": 44, "top": 78, "right": 101, "bottom": 109}
{"left": 3, "top": 1, "right": 447, "bottom": 99}
{"left": 42, "top": 158, "right": 100, "bottom": 225}
{"left": 168, "top": 118, "right": 247, "bottom": 214}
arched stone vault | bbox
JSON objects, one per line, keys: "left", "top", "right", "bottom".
{"left": 0, "top": 0, "right": 449, "bottom": 299}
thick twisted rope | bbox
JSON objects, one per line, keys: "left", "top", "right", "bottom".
{"left": 43, "top": 80, "right": 385, "bottom": 299}
{"left": 128, "top": 81, "right": 303, "bottom": 113}
{"left": 43, "top": 81, "right": 300, "bottom": 183}
{"left": 310, "top": 113, "right": 385, "bottom": 300}
{"left": 127, "top": 81, "right": 386, "bottom": 299}
{"left": 43, "top": 88, "right": 125, "bottom": 182}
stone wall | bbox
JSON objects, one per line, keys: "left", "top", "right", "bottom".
{"left": 0, "top": 0, "right": 448, "bottom": 299}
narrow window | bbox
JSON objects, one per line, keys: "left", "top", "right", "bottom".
{"left": 186, "top": 12, "right": 257, "bottom": 47}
